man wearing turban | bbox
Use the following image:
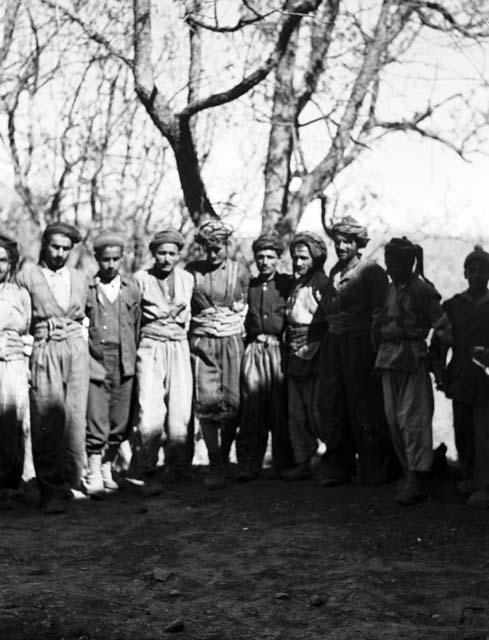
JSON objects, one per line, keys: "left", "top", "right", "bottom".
{"left": 84, "top": 231, "right": 141, "bottom": 496}
{"left": 17, "top": 222, "right": 89, "bottom": 514}
{"left": 235, "top": 232, "right": 294, "bottom": 481}
{"left": 187, "top": 220, "right": 249, "bottom": 490}
{"left": 431, "top": 244, "right": 489, "bottom": 508}
{"left": 319, "top": 216, "right": 399, "bottom": 487}
{"left": 280, "top": 231, "right": 329, "bottom": 481}
{"left": 0, "top": 234, "right": 33, "bottom": 509}
{"left": 133, "top": 229, "right": 194, "bottom": 495}
{"left": 375, "top": 237, "right": 452, "bottom": 505}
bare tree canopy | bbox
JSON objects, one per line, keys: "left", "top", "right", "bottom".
{"left": 1, "top": 0, "right": 488, "bottom": 261}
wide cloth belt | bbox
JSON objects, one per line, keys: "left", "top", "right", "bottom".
{"left": 140, "top": 322, "right": 187, "bottom": 342}
{"left": 0, "top": 329, "right": 33, "bottom": 360}
{"left": 251, "top": 334, "right": 281, "bottom": 346}
{"left": 34, "top": 317, "right": 83, "bottom": 342}
{"left": 190, "top": 307, "right": 243, "bottom": 338}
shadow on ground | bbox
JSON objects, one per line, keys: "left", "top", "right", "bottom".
{"left": 0, "top": 472, "right": 488, "bottom": 640}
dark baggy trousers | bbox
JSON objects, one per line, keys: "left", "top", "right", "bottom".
{"left": 236, "top": 338, "right": 293, "bottom": 474}
{"left": 319, "top": 332, "right": 400, "bottom": 484}
{"left": 86, "top": 346, "right": 134, "bottom": 456}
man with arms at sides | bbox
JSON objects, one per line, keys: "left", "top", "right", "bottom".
{"left": 375, "top": 238, "right": 451, "bottom": 505}
{"left": 236, "top": 232, "right": 294, "bottom": 481}
{"left": 17, "top": 223, "right": 89, "bottom": 514}
{"left": 134, "top": 229, "right": 194, "bottom": 497}
{"left": 319, "top": 216, "right": 399, "bottom": 487}
{"left": 431, "top": 245, "right": 489, "bottom": 508}
{"left": 84, "top": 231, "right": 141, "bottom": 496}
{"left": 281, "top": 232, "right": 329, "bottom": 481}
{"left": 187, "top": 221, "right": 249, "bottom": 490}
{"left": 0, "top": 235, "right": 33, "bottom": 509}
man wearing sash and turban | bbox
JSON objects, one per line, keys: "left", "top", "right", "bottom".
{"left": 84, "top": 231, "right": 141, "bottom": 496}
{"left": 134, "top": 229, "right": 194, "bottom": 496}
{"left": 17, "top": 223, "right": 89, "bottom": 514}
{"left": 431, "top": 245, "right": 489, "bottom": 508}
{"left": 320, "top": 216, "right": 398, "bottom": 487}
{"left": 236, "top": 232, "right": 294, "bottom": 481}
{"left": 375, "top": 237, "right": 451, "bottom": 505}
{"left": 187, "top": 221, "right": 249, "bottom": 490}
{"left": 0, "top": 235, "right": 33, "bottom": 509}
{"left": 281, "top": 232, "right": 329, "bottom": 481}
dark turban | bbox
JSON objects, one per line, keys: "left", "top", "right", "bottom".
{"left": 385, "top": 236, "right": 432, "bottom": 284}
{"left": 290, "top": 231, "right": 327, "bottom": 267}
{"left": 0, "top": 234, "right": 19, "bottom": 271}
{"left": 42, "top": 222, "right": 81, "bottom": 244}
{"left": 327, "top": 216, "right": 369, "bottom": 249}
{"left": 149, "top": 228, "right": 185, "bottom": 252}
{"left": 195, "top": 220, "right": 234, "bottom": 247}
{"left": 93, "top": 231, "right": 125, "bottom": 253}
{"left": 252, "top": 232, "right": 283, "bottom": 255}
{"left": 464, "top": 244, "right": 489, "bottom": 269}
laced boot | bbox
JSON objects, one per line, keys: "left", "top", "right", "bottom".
{"left": 85, "top": 453, "right": 105, "bottom": 497}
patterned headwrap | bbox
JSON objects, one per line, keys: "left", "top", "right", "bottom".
{"left": 326, "top": 216, "right": 369, "bottom": 249}
{"left": 149, "top": 228, "right": 185, "bottom": 252}
{"left": 42, "top": 222, "right": 81, "bottom": 244}
{"left": 252, "top": 231, "right": 283, "bottom": 256}
{"left": 290, "top": 231, "right": 327, "bottom": 267}
{"left": 93, "top": 230, "right": 125, "bottom": 253}
{"left": 195, "top": 220, "right": 234, "bottom": 247}
{"left": 464, "top": 245, "right": 489, "bottom": 269}
{"left": 0, "top": 233, "right": 19, "bottom": 271}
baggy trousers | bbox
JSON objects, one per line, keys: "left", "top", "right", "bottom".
{"left": 136, "top": 337, "right": 193, "bottom": 474}
{"left": 0, "top": 359, "right": 29, "bottom": 489}
{"left": 30, "top": 336, "right": 89, "bottom": 500}
{"left": 237, "top": 338, "right": 293, "bottom": 473}
{"left": 381, "top": 362, "right": 434, "bottom": 472}
{"left": 86, "top": 346, "right": 134, "bottom": 456}
{"left": 320, "top": 332, "right": 399, "bottom": 484}
{"left": 288, "top": 373, "right": 322, "bottom": 466}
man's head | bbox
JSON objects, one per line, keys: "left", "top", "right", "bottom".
{"left": 41, "top": 223, "right": 80, "bottom": 271}
{"left": 384, "top": 237, "right": 419, "bottom": 284}
{"left": 196, "top": 220, "right": 233, "bottom": 268}
{"left": 290, "top": 232, "right": 327, "bottom": 278}
{"left": 464, "top": 245, "right": 489, "bottom": 294}
{"left": 327, "top": 216, "right": 369, "bottom": 264}
{"left": 0, "top": 234, "right": 19, "bottom": 283}
{"left": 252, "top": 232, "right": 283, "bottom": 279}
{"left": 94, "top": 231, "right": 125, "bottom": 283}
{"left": 150, "top": 229, "right": 185, "bottom": 276}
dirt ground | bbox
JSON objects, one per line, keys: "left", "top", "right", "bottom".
{"left": 1, "top": 465, "right": 489, "bottom": 640}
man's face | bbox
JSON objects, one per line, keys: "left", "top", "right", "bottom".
{"left": 465, "top": 259, "right": 489, "bottom": 292}
{"left": 153, "top": 242, "right": 180, "bottom": 275}
{"left": 0, "top": 247, "right": 10, "bottom": 283}
{"left": 205, "top": 243, "right": 226, "bottom": 267}
{"left": 96, "top": 246, "right": 122, "bottom": 282}
{"left": 44, "top": 233, "right": 73, "bottom": 270}
{"left": 334, "top": 233, "right": 358, "bottom": 263}
{"left": 255, "top": 248, "right": 279, "bottom": 278}
{"left": 385, "top": 253, "right": 413, "bottom": 284}
{"left": 292, "top": 243, "right": 314, "bottom": 277}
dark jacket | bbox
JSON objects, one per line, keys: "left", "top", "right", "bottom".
{"left": 245, "top": 272, "right": 293, "bottom": 340}
{"left": 86, "top": 275, "right": 141, "bottom": 380}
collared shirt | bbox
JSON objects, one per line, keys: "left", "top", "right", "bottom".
{"left": 246, "top": 272, "right": 293, "bottom": 339}
{"left": 97, "top": 275, "right": 121, "bottom": 304}
{"left": 41, "top": 265, "right": 71, "bottom": 312}
{"left": 326, "top": 256, "right": 388, "bottom": 335}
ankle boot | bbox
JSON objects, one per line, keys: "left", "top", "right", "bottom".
{"left": 204, "top": 452, "right": 226, "bottom": 490}
{"left": 101, "top": 460, "right": 119, "bottom": 492}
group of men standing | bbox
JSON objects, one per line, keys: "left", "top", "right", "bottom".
{"left": 0, "top": 216, "right": 488, "bottom": 513}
